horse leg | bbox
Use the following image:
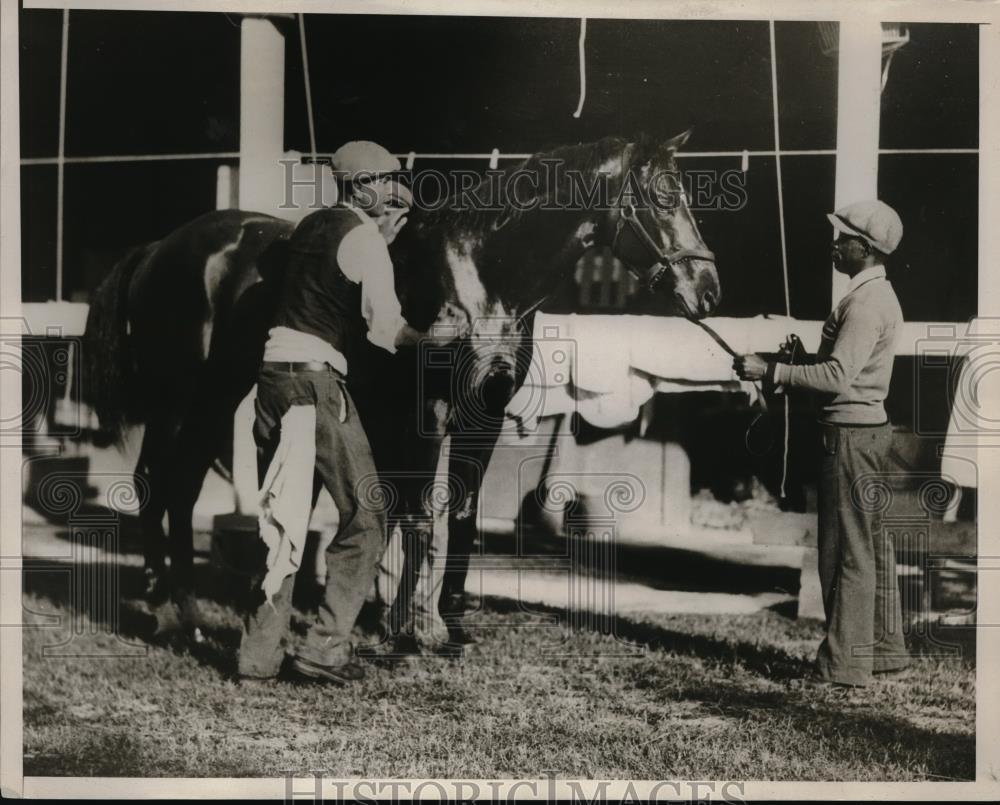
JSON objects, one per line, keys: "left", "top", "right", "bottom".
{"left": 136, "top": 419, "right": 169, "bottom": 589}
{"left": 440, "top": 423, "right": 501, "bottom": 638}
{"left": 164, "top": 389, "right": 234, "bottom": 637}
{"left": 378, "top": 403, "right": 448, "bottom": 650}
{"left": 135, "top": 417, "right": 182, "bottom": 630}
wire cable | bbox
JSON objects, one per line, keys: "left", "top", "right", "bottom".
{"left": 56, "top": 9, "right": 70, "bottom": 301}
{"left": 298, "top": 13, "right": 318, "bottom": 161}
{"left": 572, "top": 18, "right": 587, "bottom": 119}
{"left": 769, "top": 21, "right": 793, "bottom": 500}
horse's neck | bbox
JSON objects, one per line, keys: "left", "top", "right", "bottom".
{"left": 480, "top": 155, "right": 630, "bottom": 313}
{"left": 476, "top": 207, "right": 600, "bottom": 314}
{"left": 401, "top": 148, "right": 630, "bottom": 335}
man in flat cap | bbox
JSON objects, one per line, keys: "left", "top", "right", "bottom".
{"left": 735, "top": 199, "right": 910, "bottom": 687}
{"left": 238, "top": 141, "right": 427, "bottom": 684}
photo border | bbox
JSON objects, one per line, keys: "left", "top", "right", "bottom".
{"left": 3, "top": 0, "right": 998, "bottom": 798}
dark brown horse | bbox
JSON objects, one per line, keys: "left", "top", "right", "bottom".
{"left": 81, "top": 132, "right": 720, "bottom": 631}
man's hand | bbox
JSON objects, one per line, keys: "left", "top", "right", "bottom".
{"left": 393, "top": 323, "right": 426, "bottom": 349}
{"left": 377, "top": 207, "right": 409, "bottom": 245}
{"left": 733, "top": 353, "right": 768, "bottom": 381}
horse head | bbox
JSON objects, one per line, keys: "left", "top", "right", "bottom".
{"left": 602, "top": 130, "right": 721, "bottom": 319}
{"left": 394, "top": 132, "right": 723, "bottom": 417}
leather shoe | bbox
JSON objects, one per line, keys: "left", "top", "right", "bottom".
{"left": 289, "top": 655, "right": 365, "bottom": 685}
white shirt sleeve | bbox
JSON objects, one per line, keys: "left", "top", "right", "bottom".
{"left": 336, "top": 223, "right": 407, "bottom": 354}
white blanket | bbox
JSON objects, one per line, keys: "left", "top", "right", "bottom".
{"left": 510, "top": 313, "right": 766, "bottom": 430}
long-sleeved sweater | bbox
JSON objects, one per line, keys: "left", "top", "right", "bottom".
{"left": 772, "top": 265, "right": 902, "bottom": 425}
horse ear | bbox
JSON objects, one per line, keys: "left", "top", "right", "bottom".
{"left": 663, "top": 128, "right": 693, "bottom": 153}
{"left": 630, "top": 133, "right": 658, "bottom": 168}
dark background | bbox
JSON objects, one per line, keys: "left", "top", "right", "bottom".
{"left": 20, "top": 11, "right": 978, "bottom": 322}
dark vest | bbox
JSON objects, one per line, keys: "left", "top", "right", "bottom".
{"left": 273, "top": 206, "right": 366, "bottom": 366}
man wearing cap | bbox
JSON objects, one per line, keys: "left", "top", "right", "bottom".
{"left": 238, "top": 141, "right": 426, "bottom": 685}
{"left": 734, "top": 199, "right": 910, "bottom": 687}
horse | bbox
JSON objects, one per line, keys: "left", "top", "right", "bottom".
{"left": 81, "top": 210, "right": 297, "bottom": 625}
{"left": 80, "top": 131, "right": 720, "bottom": 634}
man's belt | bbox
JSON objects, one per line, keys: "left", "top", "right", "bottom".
{"left": 262, "top": 360, "right": 337, "bottom": 373}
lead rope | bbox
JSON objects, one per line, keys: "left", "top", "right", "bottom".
{"left": 692, "top": 319, "right": 769, "bottom": 441}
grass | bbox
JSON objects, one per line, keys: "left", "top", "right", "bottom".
{"left": 21, "top": 553, "right": 975, "bottom": 782}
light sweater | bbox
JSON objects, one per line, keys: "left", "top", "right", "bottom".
{"left": 773, "top": 265, "right": 902, "bottom": 425}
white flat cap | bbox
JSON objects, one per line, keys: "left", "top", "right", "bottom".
{"left": 828, "top": 199, "right": 904, "bottom": 255}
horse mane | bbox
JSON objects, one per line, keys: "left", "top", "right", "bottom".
{"left": 413, "top": 133, "right": 672, "bottom": 235}
{"left": 392, "top": 133, "right": 681, "bottom": 329}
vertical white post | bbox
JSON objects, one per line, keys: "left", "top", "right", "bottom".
{"left": 832, "top": 18, "right": 883, "bottom": 306}
{"left": 232, "top": 17, "right": 285, "bottom": 517}
{"left": 215, "top": 164, "right": 238, "bottom": 210}
{"left": 238, "top": 17, "right": 285, "bottom": 214}
{"left": 980, "top": 23, "right": 998, "bottom": 322}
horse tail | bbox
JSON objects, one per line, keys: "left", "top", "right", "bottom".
{"left": 80, "top": 244, "right": 146, "bottom": 443}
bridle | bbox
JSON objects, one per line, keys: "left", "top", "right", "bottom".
{"left": 611, "top": 200, "right": 716, "bottom": 296}
{"left": 515, "top": 153, "right": 716, "bottom": 327}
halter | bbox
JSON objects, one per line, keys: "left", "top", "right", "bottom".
{"left": 611, "top": 201, "right": 716, "bottom": 295}
{"left": 514, "top": 150, "right": 716, "bottom": 328}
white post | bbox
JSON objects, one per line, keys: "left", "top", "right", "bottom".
{"left": 215, "top": 164, "right": 238, "bottom": 210}
{"left": 238, "top": 17, "right": 285, "bottom": 215}
{"left": 831, "top": 19, "right": 883, "bottom": 306}
{"left": 229, "top": 16, "right": 285, "bottom": 519}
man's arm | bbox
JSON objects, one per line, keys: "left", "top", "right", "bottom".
{"left": 773, "top": 301, "right": 882, "bottom": 394}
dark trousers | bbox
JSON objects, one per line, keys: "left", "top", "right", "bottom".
{"left": 816, "top": 422, "right": 909, "bottom": 685}
{"left": 238, "top": 365, "right": 387, "bottom": 677}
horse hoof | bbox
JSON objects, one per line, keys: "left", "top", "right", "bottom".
{"left": 143, "top": 568, "right": 169, "bottom": 605}
{"left": 149, "top": 600, "right": 182, "bottom": 636}
{"left": 176, "top": 592, "right": 205, "bottom": 630}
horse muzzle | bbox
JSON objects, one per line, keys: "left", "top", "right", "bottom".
{"left": 474, "top": 360, "right": 517, "bottom": 415}
{"left": 673, "top": 258, "right": 721, "bottom": 319}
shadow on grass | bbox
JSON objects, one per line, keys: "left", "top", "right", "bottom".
{"left": 476, "top": 594, "right": 814, "bottom": 679}
{"left": 678, "top": 678, "right": 974, "bottom": 780}
{"left": 23, "top": 499, "right": 152, "bottom": 556}
{"left": 474, "top": 597, "right": 974, "bottom": 780}
{"left": 22, "top": 563, "right": 975, "bottom": 779}
{"left": 21, "top": 556, "right": 243, "bottom": 674}
{"left": 483, "top": 527, "right": 801, "bottom": 596}
{"left": 22, "top": 548, "right": 976, "bottom": 690}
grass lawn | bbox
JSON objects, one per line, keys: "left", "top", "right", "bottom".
{"left": 21, "top": 556, "right": 975, "bottom": 782}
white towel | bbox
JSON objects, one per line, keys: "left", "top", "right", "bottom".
{"left": 258, "top": 404, "right": 317, "bottom": 601}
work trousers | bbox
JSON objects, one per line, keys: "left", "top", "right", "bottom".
{"left": 238, "top": 365, "right": 387, "bottom": 677}
{"left": 815, "top": 421, "right": 909, "bottom": 685}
